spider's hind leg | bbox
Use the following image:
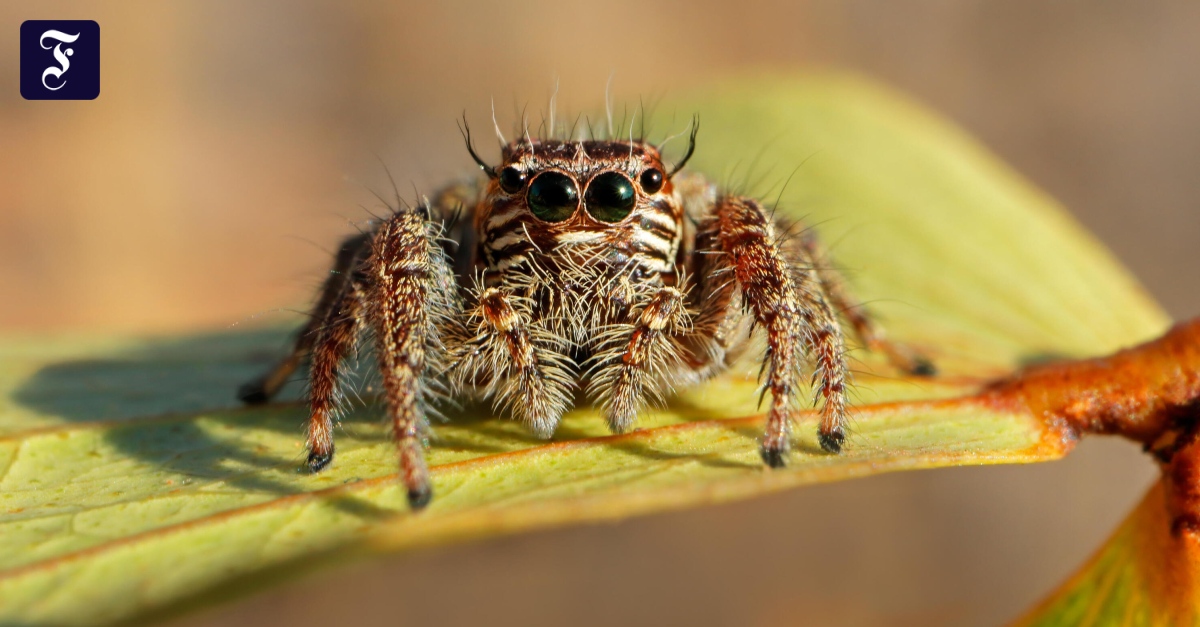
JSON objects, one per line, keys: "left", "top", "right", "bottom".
{"left": 788, "top": 226, "right": 935, "bottom": 377}
{"left": 238, "top": 232, "right": 372, "bottom": 405}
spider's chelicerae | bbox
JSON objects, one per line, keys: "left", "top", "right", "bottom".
{"left": 240, "top": 121, "right": 933, "bottom": 509}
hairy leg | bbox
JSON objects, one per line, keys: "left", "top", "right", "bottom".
{"left": 451, "top": 286, "right": 573, "bottom": 437}
{"left": 677, "top": 240, "right": 751, "bottom": 385}
{"left": 238, "top": 177, "right": 477, "bottom": 406}
{"left": 304, "top": 283, "right": 364, "bottom": 472}
{"left": 789, "top": 226, "right": 935, "bottom": 376}
{"left": 367, "top": 208, "right": 459, "bottom": 510}
{"left": 238, "top": 232, "right": 372, "bottom": 404}
{"left": 711, "top": 196, "right": 850, "bottom": 463}
{"left": 589, "top": 286, "right": 689, "bottom": 433}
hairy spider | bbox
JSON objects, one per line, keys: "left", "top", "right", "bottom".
{"left": 239, "top": 120, "right": 933, "bottom": 509}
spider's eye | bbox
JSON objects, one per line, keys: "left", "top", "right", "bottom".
{"left": 639, "top": 168, "right": 664, "bottom": 194}
{"left": 527, "top": 172, "right": 579, "bottom": 222}
{"left": 585, "top": 171, "right": 636, "bottom": 223}
{"left": 498, "top": 167, "right": 527, "bottom": 194}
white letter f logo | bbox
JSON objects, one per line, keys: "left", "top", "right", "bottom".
{"left": 40, "top": 30, "right": 80, "bottom": 91}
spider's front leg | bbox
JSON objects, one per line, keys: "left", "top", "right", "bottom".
{"left": 711, "top": 196, "right": 850, "bottom": 463}
{"left": 365, "top": 208, "right": 460, "bottom": 509}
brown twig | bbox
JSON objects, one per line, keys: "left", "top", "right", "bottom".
{"left": 983, "top": 318, "right": 1200, "bottom": 535}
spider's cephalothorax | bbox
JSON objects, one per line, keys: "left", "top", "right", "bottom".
{"left": 240, "top": 126, "right": 933, "bottom": 509}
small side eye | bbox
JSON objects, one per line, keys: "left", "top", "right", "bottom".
{"left": 639, "top": 168, "right": 664, "bottom": 194}
{"left": 499, "top": 167, "right": 527, "bottom": 194}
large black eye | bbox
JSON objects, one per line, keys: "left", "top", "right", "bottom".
{"left": 499, "top": 167, "right": 527, "bottom": 193}
{"left": 585, "top": 171, "right": 636, "bottom": 223}
{"left": 639, "top": 168, "right": 664, "bottom": 194}
{"left": 527, "top": 171, "right": 579, "bottom": 222}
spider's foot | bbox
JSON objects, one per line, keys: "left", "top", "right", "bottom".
{"left": 306, "top": 446, "right": 334, "bottom": 473}
{"left": 759, "top": 442, "right": 789, "bottom": 469}
{"left": 237, "top": 378, "right": 271, "bottom": 405}
{"left": 407, "top": 484, "right": 433, "bottom": 511}
{"left": 818, "top": 427, "right": 845, "bottom": 454}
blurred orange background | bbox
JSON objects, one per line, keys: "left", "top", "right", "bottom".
{"left": 2, "top": 2, "right": 1196, "bottom": 626}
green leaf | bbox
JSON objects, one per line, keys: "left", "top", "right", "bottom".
{"left": 0, "top": 73, "right": 1170, "bottom": 625}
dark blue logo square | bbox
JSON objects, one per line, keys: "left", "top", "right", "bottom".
{"left": 20, "top": 20, "right": 100, "bottom": 100}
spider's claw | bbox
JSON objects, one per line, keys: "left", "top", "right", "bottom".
{"left": 818, "top": 427, "right": 845, "bottom": 454}
{"left": 407, "top": 485, "right": 433, "bottom": 511}
{"left": 237, "top": 378, "right": 271, "bottom": 405}
{"left": 759, "top": 442, "right": 789, "bottom": 468}
{"left": 306, "top": 446, "right": 334, "bottom": 473}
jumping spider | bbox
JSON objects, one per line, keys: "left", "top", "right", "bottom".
{"left": 239, "top": 121, "right": 933, "bottom": 509}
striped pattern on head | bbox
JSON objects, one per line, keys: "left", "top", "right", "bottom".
{"left": 475, "top": 140, "right": 685, "bottom": 287}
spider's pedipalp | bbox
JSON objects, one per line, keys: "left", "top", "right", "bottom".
{"left": 589, "top": 286, "right": 689, "bottom": 433}
{"left": 450, "top": 286, "right": 574, "bottom": 437}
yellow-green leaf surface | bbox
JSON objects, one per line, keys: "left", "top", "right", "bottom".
{"left": 1014, "top": 483, "right": 1200, "bottom": 626}
{"left": 0, "top": 74, "right": 1170, "bottom": 625}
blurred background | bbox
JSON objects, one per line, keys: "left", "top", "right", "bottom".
{"left": 2, "top": 1, "right": 1197, "bottom": 625}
